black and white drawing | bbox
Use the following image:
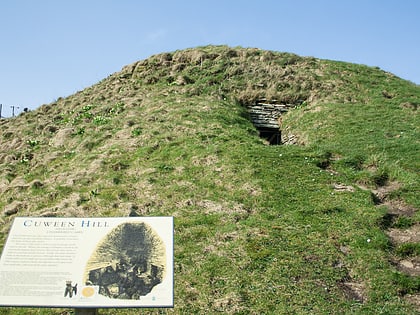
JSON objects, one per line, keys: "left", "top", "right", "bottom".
{"left": 84, "top": 222, "right": 166, "bottom": 299}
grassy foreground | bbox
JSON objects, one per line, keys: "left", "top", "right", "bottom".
{"left": 0, "top": 46, "right": 419, "bottom": 314}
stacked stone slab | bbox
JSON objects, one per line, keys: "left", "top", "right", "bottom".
{"left": 247, "top": 99, "right": 295, "bottom": 129}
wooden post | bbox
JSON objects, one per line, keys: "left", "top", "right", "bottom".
{"left": 75, "top": 308, "right": 98, "bottom": 315}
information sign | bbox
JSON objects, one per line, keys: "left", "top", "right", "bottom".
{"left": 0, "top": 217, "right": 173, "bottom": 308}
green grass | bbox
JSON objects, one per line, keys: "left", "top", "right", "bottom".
{"left": 0, "top": 45, "right": 419, "bottom": 314}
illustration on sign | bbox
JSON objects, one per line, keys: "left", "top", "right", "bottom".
{"left": 0, "top": 217, "right": 173, "bottom": 308}
{"left": 85, "top": 222, "right": 166, "bottom": 300}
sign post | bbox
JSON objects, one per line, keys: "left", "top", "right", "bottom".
{"left": 74, "top": 308, "right": 98, "bottom": 315}
{"left": 0, "top": 217, "right": 174, "bottom": 311}
{"left": 75, "top": 309, "right": 98, "bottom": 315}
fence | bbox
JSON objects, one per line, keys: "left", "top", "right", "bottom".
{"left": 0, "top": 104, "right": 28, "bottom": 118}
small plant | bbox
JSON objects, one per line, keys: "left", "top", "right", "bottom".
{"left": 82, "top": 105, "right": 93, "bottom": 111}
{"left": 111, "top": 102, "right": 125, "bottom": 114}
{"left": 131, "top": 127, "right": 142, "bottom": 136}
{"left": 64, "top": 151, "right": 76, "bottom": 159}
{"left": 157, "top": 164, "right": 174, "bottom": 172}
{"left": 82, "top": 111, "right": 94, "bottom": 120}
{"left": 90, "top": 188, "right": 100, "bottom": 198}
{"left": 27, "top": 139, "right": 39, "bottom": 147}
{"left": 93, "top": 115, "right": 110, "bottom": 125}
{"left": 75, "top": 127, "right": 85, "bottom": 135}
{"left": 19, "top": 152, "right": 33, "bottom": 164}
{"left": 365, "top": 152, "right": 387, "bottom": 169}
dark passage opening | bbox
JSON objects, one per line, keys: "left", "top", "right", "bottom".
{"left": 258, "top": 127, "right": 281, "bottom": 145}
{"left": 245, "top": 99, "right": 290, "bottom": 146}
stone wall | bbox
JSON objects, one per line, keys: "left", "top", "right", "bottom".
{"left": 247, "top": 99, "right": 296, "bottom": 129}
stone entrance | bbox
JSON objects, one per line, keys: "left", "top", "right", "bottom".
{"left": 246, "top": 99, "right": 295, "bottom": 145}
{"left": 257, "top": 127, "right": 281, "bottom": 145}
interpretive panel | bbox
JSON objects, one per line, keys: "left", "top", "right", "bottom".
{"left": 0, "top": 217, "right": 173, "bottom": 308}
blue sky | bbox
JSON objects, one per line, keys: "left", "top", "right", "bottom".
{"left": 0, "top": 0, "right": 419, "bottom": 117}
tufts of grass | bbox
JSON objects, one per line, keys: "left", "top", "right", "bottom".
{"left": 0, "top": 45, "right": 419, "bottom": 314}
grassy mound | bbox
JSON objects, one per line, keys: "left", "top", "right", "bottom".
{"left": 0, "top": 45, "right": 419, "bottom": 314}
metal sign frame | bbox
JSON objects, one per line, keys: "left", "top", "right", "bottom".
{"left": 0, "top": 217, "right": 174, "bottom": 309}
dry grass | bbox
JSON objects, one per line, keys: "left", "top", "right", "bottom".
{"left": 0, "top": 45, "right": 419, "bottom": 314}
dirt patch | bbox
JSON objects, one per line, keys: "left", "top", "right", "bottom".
{"left": 212, "top": 292, "right": 244, "bottom": 313}
{"left": 405, "top": 294, "right": 420, "bottom": 312}
{"left": 400, "top": 102, "right": 419, "bottom": 111}
{"left": 384, "top": 200, "right": 417, "bottom": 217}
{"left": 333, "top": 183, "right": 355, "bottom": 192}
{"left": 387, "top": 224, "right": 420, "bottom": 278}
{"left": 3, "top": 201, "right": 25, "bottom": 216}
{"left": 192, "top": 154, "right": 219, "bottom": 167}
{"left": 387, "top": 224, "right": 420, "bottom": 244}
{"left": 370, "top": 181, "right": 401, "bottom": 204}
{"left": 365, "top": 181, "right": 416, "bottom": 219}
{"left": 338, "top": 281, "right": 366, "bottom": 303}
{"left": 391, "top": 257, "right": 420, "bottom": 276}
{"left": 197, "top": 200, "right": 251, "bottom": 217}
{"left": 364, "top": 178, "right": 420, "bottom": 305}
{"left": 49, "top": 127, "right": 75, "bottom": 147}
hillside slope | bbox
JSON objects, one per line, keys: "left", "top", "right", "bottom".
{"left": 0, "top": 45, "right": 419, "bottom": 314}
